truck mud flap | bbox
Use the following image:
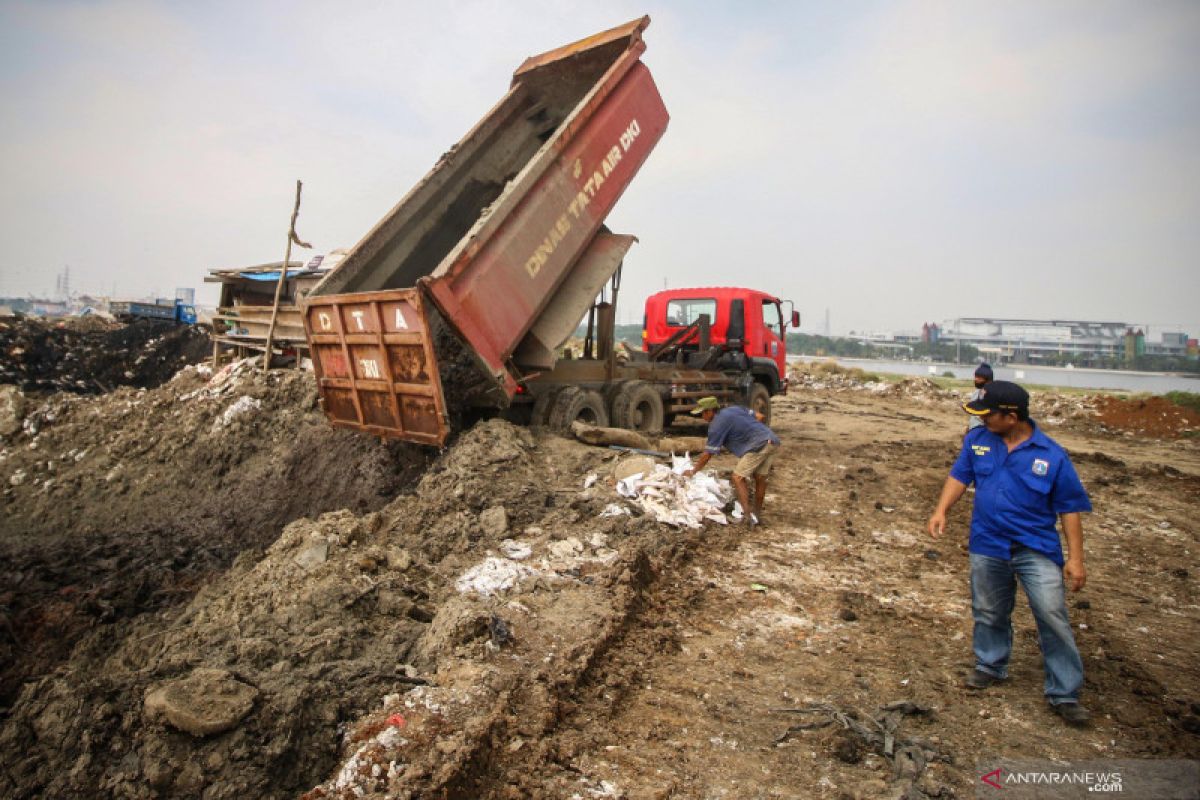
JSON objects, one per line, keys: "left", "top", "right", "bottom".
{"left": 304, "top": 289, "right": 449, "bottom": 446}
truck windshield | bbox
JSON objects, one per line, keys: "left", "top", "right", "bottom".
{"left": 762, "top": 300, "right": 782, "bottom": 335}
{"left": 665, "top": 298, "right": 716, "bottom": 327}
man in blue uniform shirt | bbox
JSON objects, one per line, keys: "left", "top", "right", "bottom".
{"left": 965, "top": 362, "right": 994, "bottom": 432}
{"left": 927, "top": 380, "right": 1093, "bottom": 725}
{"left": 683, "top": 396, "right": 781, "bottom": 528}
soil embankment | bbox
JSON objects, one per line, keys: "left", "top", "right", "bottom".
{"left": 0, "top": 316, "right": 211, "bottom": 395}
{"left": 0, "top": 358, "right": 431, "bottom": 724}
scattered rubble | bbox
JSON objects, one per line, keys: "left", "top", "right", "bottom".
{"left": 862, "top": 376, "right": 950, "bottom": 402}
{"left": 0, "top": 384, "right": 24, "bottom": 435}
{"left": 1037, "top": 393, "right": 1101, "bottom": 427}
{"left": 612, "top": 454, "right": 736, "bottom": 528}
{"left": 788, "top": 361, "right": 952, "bottom": 403}
{"left": 771, "top": 699, "right": 942, "bottom": 790}
{"left": 788, "top": 360, "right": 884, "bottom": 393}
{"left": 788, "top": 361, "right": 1200, "bottom": 440}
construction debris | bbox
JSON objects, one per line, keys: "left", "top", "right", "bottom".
{"left": 0, "top": 385, "right": 24, "bottom": 436}
{"left": 772, "top": 701, "right": 944, "bottom": 792}
{"left": 613, "top": 455, "right": 735, "bottom": 528}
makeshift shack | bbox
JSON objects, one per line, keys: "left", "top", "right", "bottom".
{"left": 206, "top": 252, "right": 343, "bottom": 366}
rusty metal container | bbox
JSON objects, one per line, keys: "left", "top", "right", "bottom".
{"left": 305, "top": 17, "right": 669, "bottom": 444}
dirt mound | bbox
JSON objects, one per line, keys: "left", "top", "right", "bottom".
{"left": 0, "top": 361, "right": 432, "bottom": 716}
{"left": 0, "top": 316, "right": 210, "bottom": 394}
{"left": 788, "top": 362, "right": 951, "bottom": 405}
{"left": 1035, "top": 392, "right": 1100, "bottom": 428}
{"left": 1094, "top": 395, "right": 1200, "bottom": 439}
{"left": 788, "top": 360, "right": 876, "bottom": 392}
{"left": 863, "top": 376, "right": 950, "bottom": 402}
{"left": 0, "top": 418, "right": 674, "bottom": 798}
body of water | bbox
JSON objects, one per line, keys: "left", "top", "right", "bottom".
{"left": 792, "top": 356, "right": 1200, "bottom": 395}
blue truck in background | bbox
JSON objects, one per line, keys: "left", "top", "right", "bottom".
{"left": 110, "top": 299, "right": 197, "bottom": 325}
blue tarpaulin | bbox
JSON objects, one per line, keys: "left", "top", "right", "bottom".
{"left": 239, "top": 270, "right": 305, "bottom": 282}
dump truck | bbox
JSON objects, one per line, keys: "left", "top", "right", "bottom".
{"left": 642, "top": 287, "right": 799, "bottom": 399}
{"left": 110, "top": 299, "right": 198, "bottom": 325}
{"left": 303, "top": 17, "right": 798, "bottom": 446}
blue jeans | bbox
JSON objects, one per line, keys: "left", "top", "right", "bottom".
{"left": 969, "top": 546, "right": 1084, "bottom": 704}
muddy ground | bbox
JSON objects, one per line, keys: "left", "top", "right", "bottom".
{"left": 0, "top": 361, "right": 1197, "bottom": 798}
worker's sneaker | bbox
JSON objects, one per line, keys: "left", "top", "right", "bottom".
{"left": 964, "top": 669, "right": 1006, "bottom": 690}
{"left": 1051, "top": 702, "right": 1092, "bottom": 726}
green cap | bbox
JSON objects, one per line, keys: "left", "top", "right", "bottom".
{"left": 691, "top": 396, "right": 720, "bottom": 415}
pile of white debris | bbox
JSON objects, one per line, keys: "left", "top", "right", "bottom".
{"left": 607, "top": 454, "right": 736, "bottom": 529}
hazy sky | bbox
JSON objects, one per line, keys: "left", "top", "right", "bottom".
{"left": 1, "top": 1, "right": 1197, "bottom": 336}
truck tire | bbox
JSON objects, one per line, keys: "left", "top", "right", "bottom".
{"left": 610, "top": 380, "right": 664, "bottom": 433}
{"left": 548, "top": 386, "right": 609, "bottom": 431}
{"left": 530, "top": 388, "right": 559, "bottom": 428}
{"left": 748, "top": 382, "right": 772, "bottom": 425}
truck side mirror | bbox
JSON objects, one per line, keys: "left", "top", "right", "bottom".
{"left": 791, "top": 311, "right": 801, "bottom": 328}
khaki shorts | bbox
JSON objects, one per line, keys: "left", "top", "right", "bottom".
{"left": 734, "top": 441, "right": 779, "bottom": 479}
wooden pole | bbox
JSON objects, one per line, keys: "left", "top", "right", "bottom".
{"left": 263, "top": 180, "right": 311, "bottom": 369}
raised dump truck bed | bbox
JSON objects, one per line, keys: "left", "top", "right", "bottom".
{"left": 305, "top": 17, "right": 669, "bottom": 445}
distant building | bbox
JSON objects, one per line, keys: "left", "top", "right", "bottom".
{"left": 935, "top": 318, "right": 1193, "bottom": 363}
{"left": 1151, "top": 332, "right": 1191, "bottom": 356}
{"left": 30, "top": 300, "right": 70, "bottom": 318}
{"left": 1123, "top": 328, "right": 1146, "bottom": 362}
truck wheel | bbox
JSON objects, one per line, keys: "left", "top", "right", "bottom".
{"left": 548, "top": 386, "right": 609, "bottom": 431}
{"left": 611, "top": 380, "right": 664, "bottom": 433}
{"left": 530, "top": 388, "right": 559, "bottom": 427}
{"left": 748, "top": 382, "right": 772, "bottom": 425}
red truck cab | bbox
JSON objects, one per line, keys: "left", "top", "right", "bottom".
{"left": 642, "top": 287, "right": 798, "bottom": 395}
